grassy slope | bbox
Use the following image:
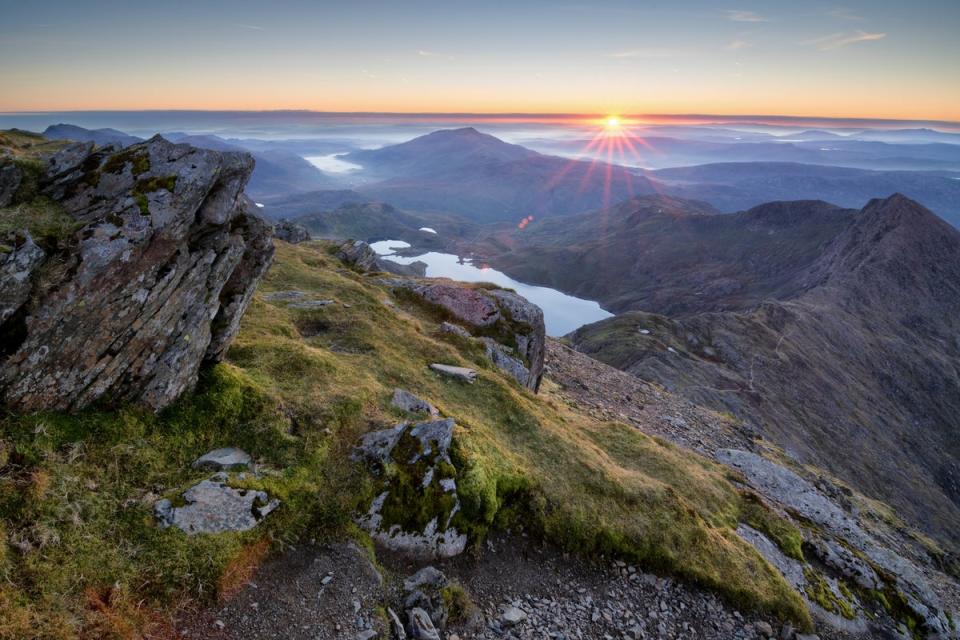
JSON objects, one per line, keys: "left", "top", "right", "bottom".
{"left": 0, "top": 240, "right": 811, "bottom": 638}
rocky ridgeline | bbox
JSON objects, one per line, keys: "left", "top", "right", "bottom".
{"left": 0, "top": 135, "right": 273, "bottom": 411}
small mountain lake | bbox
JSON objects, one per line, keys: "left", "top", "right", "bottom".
{"left": 370, "top": 240, "right": 613, "bottom": 336}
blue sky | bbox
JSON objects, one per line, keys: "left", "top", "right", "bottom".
{"left": 1, "top": 0, "right": 958, "bottom": 119}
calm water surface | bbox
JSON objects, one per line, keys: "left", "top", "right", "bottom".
{"left": 370, "top": 240, "right": 612, "bottom": 336}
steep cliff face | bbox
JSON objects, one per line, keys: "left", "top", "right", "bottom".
{"left": 0, "top": 133, "right": 274, "bottom": 411}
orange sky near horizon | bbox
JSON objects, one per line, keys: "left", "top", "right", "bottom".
{"left": 2, "top": 1, "right": 958, "bottom": 123}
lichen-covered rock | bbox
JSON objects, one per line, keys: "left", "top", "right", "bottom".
{"left": 395, "top": 281, "right": 545, "bottom": 392}
{"left": 274, "top": 220, "right": 311, "bottom": 244}
{"left": 354, "top": 419, "right": 467, "bottom": 558}
{"left": 154, "top": 472, "right": 279, "bottom": 535}
{"left": 0, "top": 136, "right": 274, "bottom": 411}
{"left": 0, "top": 231, "right": 45, "bottom": 325}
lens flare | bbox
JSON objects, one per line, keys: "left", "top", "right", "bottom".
{"left": 605, "top": 115, "right": 621, "bottom": 129}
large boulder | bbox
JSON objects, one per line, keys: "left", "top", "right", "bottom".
{"left": 273, "top": 219, "right": 311, "bottom": 244}
{"left": 398, "top": 281, "right": 545, "bottom": 392}
{"left": 0, "top": 136, "right": 274, "bottom": 411}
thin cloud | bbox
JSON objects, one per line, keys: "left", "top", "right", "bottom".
{"left": 725, "top": 10, "right": 768, "bottom": 23}
{"left": 726, "top": 40, "right": 751, "bottom": 50}
{"left": 417, "top": 49, "right": 455, "bottom": 60}
{"left": 806, "top": 30, "right": 886, "bottom": 50}
{"left": 231, "top": 23, "right": 264, "bottom": 31}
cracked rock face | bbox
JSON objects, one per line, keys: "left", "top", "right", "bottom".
{"left": 0, "top": 136, "right": 274, "bottom": 411}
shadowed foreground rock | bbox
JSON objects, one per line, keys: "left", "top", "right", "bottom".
{"left": 0, "top": 135, "right": 274, "bottom": 411}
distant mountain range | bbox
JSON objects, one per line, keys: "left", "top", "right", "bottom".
{"left": 41, "top": 124, "right": 960, "bottom": 228}
{"left": 557, "top": 194, "right": 960, "bottom": 549}
{"left": 344, "top": 128, "right": 960, "bottom": 225}
{"left": 345, "top": 127, "right": 661, "bottom": 221}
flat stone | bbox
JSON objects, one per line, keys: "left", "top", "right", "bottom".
{"left": 155, "top": 474, "right": 278, "bottom": 535}
{"left": 191, "top": 447, "right": 252, "bottom": 471}
{"left": 430, "top": 363, "right": 477, "bottom": 383}
{"left": 262, "top": 290, "right": 307, "bottom": 301}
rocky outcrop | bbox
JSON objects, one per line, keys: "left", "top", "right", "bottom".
{"left": 337, "top": 239, "right": 380, "bottom": 271}
{"left": 720, "top": 449, "right": 954, "bottom": 638}
{"left": 353, "top": 418, "right": 467, "bottom": 558}
{"left": 273, "top": 219, "right": 311, "bottom": 244}
{"left": 0, "top": 136, "right": 274, "bottom": 411}
{"left": 395, "top": 281, "right": 545, "bottom": 392}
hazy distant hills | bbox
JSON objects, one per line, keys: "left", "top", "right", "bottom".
{"left": 531, "top": 133, "right": 960, "bottom": 171}
{"left": 567, "top": 194, "right": 960, "bottom": 547}
{"left": 347, "top": 127, "right": 661, "bottom": 221}
{"left": 647, "top": 162, "right": 960, "bottom": 226}
{"left": 344, "top": 128, "right": 960, "bottom": 225}
{"left": 43, "top": 123, "right": 141, "bottom": 148}
{"left": 41, "top": 123, "right": 960, "bottom": 228}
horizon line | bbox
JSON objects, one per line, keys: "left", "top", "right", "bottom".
{"left": 2, "top": 109, "right": 959, "bottom": 129}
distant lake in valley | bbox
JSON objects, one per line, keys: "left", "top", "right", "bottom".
{"left": 370, "top": 240, "right": 613, "bottom": 336}
{"left": 304, "top": 153, "right": 363, "bottom": 173}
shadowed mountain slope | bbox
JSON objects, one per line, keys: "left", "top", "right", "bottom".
{"left": 569, "top": 194, "right": 960, "bottom": 549}
{"left": 474, "top": 195, "right": 857, "bottom": 314}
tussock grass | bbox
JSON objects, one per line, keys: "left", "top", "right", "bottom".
{"left": 0, "top": 240, "right": 812, "bottom": 637}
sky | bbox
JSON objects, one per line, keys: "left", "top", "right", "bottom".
{"left": 1, "top": 0, "right": 958, "bottom": 121}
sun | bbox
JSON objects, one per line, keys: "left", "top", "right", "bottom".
{"left": 605, "top": 115, "right": 621, "bottom": 129}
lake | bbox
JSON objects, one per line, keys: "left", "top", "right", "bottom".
{"left": 370, "top": 240, "right": 613, "bottom": 336}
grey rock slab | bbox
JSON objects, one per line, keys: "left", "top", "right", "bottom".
{"left": 155, "top": 474, "right": 278, "bottom": 535}
{"left": 191, "top": 447, "right": 252, "bottom": 471}
{"left": 717, "top": 449, "right": 865, "bottom": 544}
{"left": 430, "top": 363, "right": 477, "bottom": 383}
{"left": 392, "top": 388, "right": 439, "bottom": 416}
{"left": 288, "top": 299, "right": 335, "bottom": 310}
{"left": 481, "top": 338, "right": 531, "bottom": 388}
{"left": 262, "top": 290, "right": 308, "bottom": 301}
